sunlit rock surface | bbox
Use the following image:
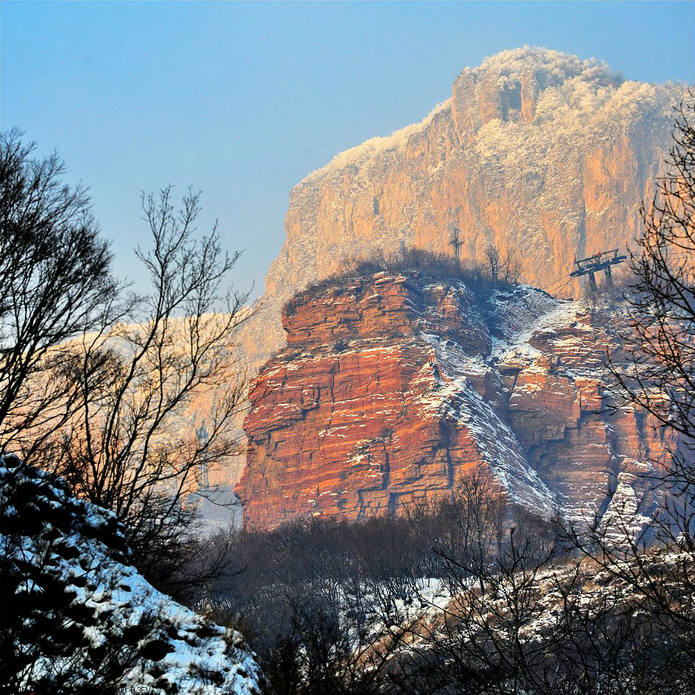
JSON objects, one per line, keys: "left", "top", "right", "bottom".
{"left": 236, "top": 272, "right": 668, "bottom": 529}
{"left": 235, "top": 47, "right": 686, "bottom": 376}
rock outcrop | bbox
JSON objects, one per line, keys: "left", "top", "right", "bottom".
{"left": 236, "top": 271, "right": 667, "bottom": 529}
{"left": 218, "top": 48, "right": 687, "bottom": 507}
{"left": 236, "top": 47, "right": 687, "bottom": 376}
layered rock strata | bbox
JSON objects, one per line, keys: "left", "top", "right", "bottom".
{"left": 237, "top": 272, "right": 667, "bottom": 529}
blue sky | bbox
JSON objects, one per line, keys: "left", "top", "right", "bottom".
{"left": 2, "top": 1, "right": 694, "bottom": 297}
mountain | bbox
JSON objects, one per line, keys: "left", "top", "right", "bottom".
{"left": 0, "top": 457, "right": 262, "bottom": 694}
{"left": 236, "top": 267, "right": 668, "bottom": 529}
{"left": 235, "top": 47, "right": 686, "bottom": 380}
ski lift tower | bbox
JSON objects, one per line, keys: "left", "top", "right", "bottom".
{"left": 570, "top": 248, "right": 627, "bottom": 291}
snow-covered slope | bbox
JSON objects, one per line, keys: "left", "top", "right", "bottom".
{"left": 0, "top": 457, "right": 262, "bottom": 694}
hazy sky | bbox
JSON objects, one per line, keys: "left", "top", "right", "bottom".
{"left": 2, "top": 1, "right": 694, "bottom": 297}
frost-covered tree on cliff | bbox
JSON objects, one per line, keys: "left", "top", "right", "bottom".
{"left": 0, "top": 130, "right": 118, "bottom": 460}
{"left": 573, "top": 95, "right": 695, "bottom": 671}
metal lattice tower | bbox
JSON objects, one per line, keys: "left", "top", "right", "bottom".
{"left": 570, "top": 248, "right": 627, "bottom": 290}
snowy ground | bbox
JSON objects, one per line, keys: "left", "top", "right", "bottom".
{"left": 1, "top": 458, "right": 262, "bottom": 695}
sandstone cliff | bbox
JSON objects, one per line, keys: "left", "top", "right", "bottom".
{"left": 237, "top": 47, "right": 687, "bottom": 375}
{"left": 236, "top": 271, "right": 667, "bottom": 529}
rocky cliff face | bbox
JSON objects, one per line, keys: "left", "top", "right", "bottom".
{"left": 236, "top": 272, "right": 668, "bottom": 529}
{"left": 237, "top": 47, "right": 686, "bottom": 374}
{"left": 225, "top": 48, "right": 686, "bottom": 504}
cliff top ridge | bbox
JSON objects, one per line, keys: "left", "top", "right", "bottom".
{"left": 301, "top": 46, "right": 666, "bottom": 186}
{"left": 282, "top": 248, "right": 518, "bottom": 318}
